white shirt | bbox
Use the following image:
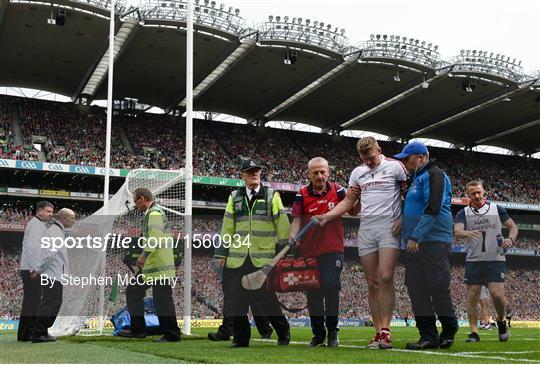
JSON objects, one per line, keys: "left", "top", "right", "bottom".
{"left": 20, "top": 216, "right": 48, "bottom": 271}
{"left": 348, "top": 155, "right": 407, "bottom": 228}
{"left": 245, "top": 185, "right": 261, "bottom": 199}
{"left": 38, "top": 220, "right": 69, "bottom": 282}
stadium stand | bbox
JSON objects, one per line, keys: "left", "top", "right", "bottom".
{"left": 1, "top": 95, "right": 538, "bottom": 204}
{"left": 1, "top": 248, "right": 539, "bottom": 321}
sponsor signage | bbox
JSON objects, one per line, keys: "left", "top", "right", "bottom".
{"left": 0, "top": 320, "right": 18, "bottom": 331}
{"left": 0, "top": 158, "right": 539, "bottom": 210}
{"left": 7, "top": 187, "right": 39, "bottom": 194}
{"left": 69, "top": 165, "right": 96, "bottom": 174}
{"left": 511, "top": 321, "right": 540, "bottom": 328}
{"left": 39, "top": 189, "right": 70, "bottom": 197}
{"left": 44, "top": 162, "right": 68, "bottom": 172}
{"left": 517, "top": 223, "right": 533, "bottom": 230}
{"left": 15, "top": 160, "right": 43, "bottom": 170}
{"left": 494, "top": 201, "right": 540, "bottom": 211}
{"left": 0, "top": 222, "right": 25, "bottom": 231}
{"left": 71, "top": 192, "right": 100, "bottom": 198}
{"left": 0, "top": 159, "right": 16, "bottom": 168}
{"left": 253, "top": 318, "right": 365, "bottom": 328}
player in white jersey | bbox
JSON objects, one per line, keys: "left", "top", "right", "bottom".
{"left": 316, "top": 137, "right": 407, "bottom": 349}
{"left": 454, "top": 180, "right": 518, "bottom": 343}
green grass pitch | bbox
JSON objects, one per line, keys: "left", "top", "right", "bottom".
{"left": 1, "top": 327, "right": 539, "bottom": 363}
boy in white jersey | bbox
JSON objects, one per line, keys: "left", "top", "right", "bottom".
{"left": 454, "top": 180, "right": 518, "bottom": 343}
{"left": 317, "top": 137, "right": 407, "bottom": 349}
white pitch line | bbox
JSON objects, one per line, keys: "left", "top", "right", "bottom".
{"left": 458, "top": 351, "right": 540, "bottom": 355}
{"left": 341, "top": 338, "right": 540, "bottom": 342}
{"left": 253, "top": 339, "right": 540, "bottom": 363}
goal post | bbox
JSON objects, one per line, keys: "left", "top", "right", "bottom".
{"left": 50, "top": 168, "right": 189, "bottom": 336}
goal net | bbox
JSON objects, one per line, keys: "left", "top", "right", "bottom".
{"left": 49, "top": 168, "right": 186, "bottom": 336}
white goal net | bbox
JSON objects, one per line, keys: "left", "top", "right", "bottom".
{"left": 50, "top": 168, "right": 186, "bottom": 336}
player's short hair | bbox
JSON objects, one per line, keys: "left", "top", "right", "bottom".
{"left": 356, "top": 136, "right": 379, "bottom": 154}
{"left": 133, "top": 188, "right": 154, "bottom": 202}
{"left": 466, "top": 180, "right": 484, "bottom": 190}
{"left": 36, "top": 201, "right": 54, "bottom": 211}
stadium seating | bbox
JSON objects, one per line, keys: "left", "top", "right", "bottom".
{"left": 1, "top": 248, "right": 539, "bottom": 321}
{"left": 1, "top": 95, "right": 539, "bottom": 204}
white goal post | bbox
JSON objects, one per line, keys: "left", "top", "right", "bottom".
{"left": 50, "top": 168, "right": 189, "bottom": 336}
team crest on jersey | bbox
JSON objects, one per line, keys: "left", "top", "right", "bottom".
{"left": 328, "top": 202, "right": 335, "bottom": 210}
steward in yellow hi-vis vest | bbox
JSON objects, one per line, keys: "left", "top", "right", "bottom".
{"left": 119, "top": 188, "right": 180, "bottom": 342}
{"left": 140, "top": 203, "right": 176, "bottom": 279}
{"left": 213, "top": 159, "right": 291, "bottom": 348}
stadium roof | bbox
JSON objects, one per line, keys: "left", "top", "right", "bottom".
{"left": 0, "top": 0, "right": 538, "bottom": 154}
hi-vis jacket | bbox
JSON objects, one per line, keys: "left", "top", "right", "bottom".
{"left": 215, "top": 186, "right": 290, "bottom": 269}
{"left": 141, "top": 203, "right": 176, "bottom": 279}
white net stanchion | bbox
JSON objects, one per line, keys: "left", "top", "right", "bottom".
{"left": 50, "top": 169, "right": 186, "bottom": 336}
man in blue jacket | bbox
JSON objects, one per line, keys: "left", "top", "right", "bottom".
{"left": 394, "top": 141, "right": 458, "bottom": 350}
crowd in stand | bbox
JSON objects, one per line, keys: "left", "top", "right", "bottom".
{"left": 1, "top": 95, "right": 539, "bottom": 204}
{"left": 1, "top": 249, "right": 539, "bottom": 321}
{"left": 0, "top": 208, "right": 538, "bottom": 250}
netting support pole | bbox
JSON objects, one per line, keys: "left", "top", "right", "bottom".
{"left": 183, "top": 0, "right": 193, "bottom": 335}
{"left": 100, "top": 0, "right": 115, "bottom": 335}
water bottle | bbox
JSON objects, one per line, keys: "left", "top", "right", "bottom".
{"left": 496, "top": 233, "right": 505, "bottom": 255}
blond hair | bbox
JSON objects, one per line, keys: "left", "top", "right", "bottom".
{"left": 356, "top": 136, "right": 379, "bottom": 153}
